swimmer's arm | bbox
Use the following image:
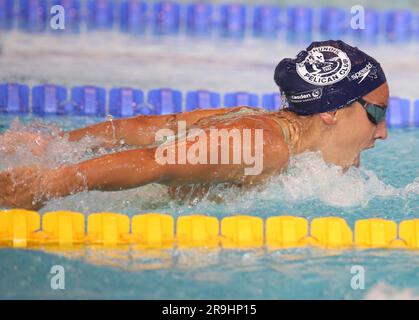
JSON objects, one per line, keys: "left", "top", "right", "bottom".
{"left": 64, "top": 107, "right": 246, "bottom": 148}
{"left": 0, "top": 107, "right": 248, "bottom": 156}
{"left": 49, "top": 128, "right": 285, "bottom": 194}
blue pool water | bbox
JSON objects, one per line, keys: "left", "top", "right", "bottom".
{"left": 0, "top": 115, "right": 418, "bottom": 299}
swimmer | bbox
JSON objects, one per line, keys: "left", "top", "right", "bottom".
{"left": 0, "top": 40, "right": 389, "bottom": 210}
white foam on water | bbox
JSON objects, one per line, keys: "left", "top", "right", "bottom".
{"left": 201, "top": 151, "right": 414, "bottom": 210}
{"left": 263, "top": 152, "right": 396, "bottom": 207}
{"left": 0, "top": 118, "right": 131, "bottom": 170}
{"left": 364, "top": 282, "right": 419, "bottom": 300}
{"left": 405, "top": 177, "right": 419, "bottom": 195}
{"left": 166, "top": 151, "right": 417, "bottom": 213}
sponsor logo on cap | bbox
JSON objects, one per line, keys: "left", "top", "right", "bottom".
{"left": 296, "top": 46, "right": 351, "bottom": 86}
{"left": 289, "top": 88, "right": 323, "bottom": 103}
{"left": 348, "top": 62, "right": 374, "bottom": 83}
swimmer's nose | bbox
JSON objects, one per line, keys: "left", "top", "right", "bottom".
{"left": 374, "top": 121, "right": 388, "bottom": 140}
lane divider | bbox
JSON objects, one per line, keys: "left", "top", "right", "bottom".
{"left": 0, "top": 209, "right": 418, "bottom": 250}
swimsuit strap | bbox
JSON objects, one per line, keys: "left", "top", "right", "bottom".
{"left": 280, "top": 125, "right": 288, "bottom": 145}
{"left": 269, "top": 115, "right": 290, "bottom": 147}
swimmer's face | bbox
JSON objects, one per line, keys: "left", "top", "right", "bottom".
{"left": 319, "top": 82, "right": 389, "bottom": 169}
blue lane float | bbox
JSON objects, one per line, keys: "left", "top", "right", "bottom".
{"left": 224, "top": 92, "right": 259, "bottom": 108}
{"left": 186, "top": 2, "right": 213, "bottom": 36}
{"left": 19, "top": 0, "right": 48, "bottom": 32}
{"left": 152, "top": 1, "right": 180, "bottom": 35}
{"left": 219, "top": 3, "right": 246, "bottom": 38}
{"left": 350, "top": 8, "right": 381, "bottom": 43}
{"left": 387, "top": 97, "right": 411, "bottom": 128}
{"left": 385, "top": 10, "right": 413, "bottom": 42}
{"left": 186, "top": 90, "right": 221, "bottom": 111}
{"left": 71, "top": 85, "right": 106, "bottom": 116}
{"left": 414, "top": 100, "right": 419, "bottom": 127}
{"left": 261, "top": 93, "right": 281, "bottom": 111}
{"left": 252, "top": 5, "right": 281, "bottom": 38}
{"left": 1, "top": 82, "right": 419, "bottom": 128}
{"left": 147, "top": 88, "right": 182, "bottom": 114}
{"left": 109, "top": 87, "right": 145, "bottom": 117}
{"left": 87, "top": 0, "right": 114, "bottom": 30}
{"left": 3, "top": 2, "right": 419, "bottom": 44}
{"left": 120, "top": 0, "right": 147, "bottom": 34}
{"left": 286, "top": 6, "right": 313, "bottom": 44}
{"left": 0, "top": 83, "right": 29, "bottom": 114}
{"left": 52, "top": 0, "right": 81, "bottom": 33}
{"left": 32, "top": 84, "right": 69, "bottom": 116}
{"left": 415, "top": 13, "right": 419, "bottom": 41}
{"left": 0, "top": 0, "right": 14, "bottom": 30}
{"left": 319, "top": 7, "right": 348, "bottom": 39}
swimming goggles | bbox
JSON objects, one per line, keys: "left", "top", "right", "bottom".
{"left": 357, "top": 97, "right": 387, "bottom": 125}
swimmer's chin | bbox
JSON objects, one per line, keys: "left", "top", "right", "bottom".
{"left": 341, "top": 154, "right": 361, "bottom": 172}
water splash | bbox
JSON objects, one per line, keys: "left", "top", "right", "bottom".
{"left": 364, "top": 282, "right": 419, "bottom": 300}
{"left": 405, "top": 177, "right": 419, "bottom": 196}
{"left": 164, "top": 152, "right": 415, "bottom": 214}
{"left": 260, "top": 152, "right": 398, "bottom": 207}
{"left": 0, "top": 118, "right": 131, "bottom": 170}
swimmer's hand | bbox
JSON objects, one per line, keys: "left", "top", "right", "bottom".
{"left": 0, "top": 167, "right": 50, "bottom": 210}
{"left": 0, "top": 132, "right": 51, "bottom": 156}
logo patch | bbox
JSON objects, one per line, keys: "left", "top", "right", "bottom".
{"left": 348, "top": 62, "right": 374, "bottom": 83}
{"left": 296, "top": 46, "right": 351, "bottom": 86}
{"left": 289, "top": 88, "right": 323, "bottom": 103}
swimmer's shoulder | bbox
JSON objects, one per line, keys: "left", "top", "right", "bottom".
{"left": 169, "top": 105, "right": 261, "bottom": 126}
{"left": 254, "top": 111, "right": 292, "bottom": 170}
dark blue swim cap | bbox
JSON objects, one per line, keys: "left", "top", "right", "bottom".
{"left": 274, "top": 40, "right": 387, "bottom": 115}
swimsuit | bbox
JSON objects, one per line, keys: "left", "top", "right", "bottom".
{"left": 156, "top": 106, "right": 292, "bottom": 151}
{"left": 195, "top": 106, "right": 292, "bottom": 148}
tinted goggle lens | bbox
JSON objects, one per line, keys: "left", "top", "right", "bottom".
{"left": 358, "top": 98, "right": 387, "bottom": 125}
